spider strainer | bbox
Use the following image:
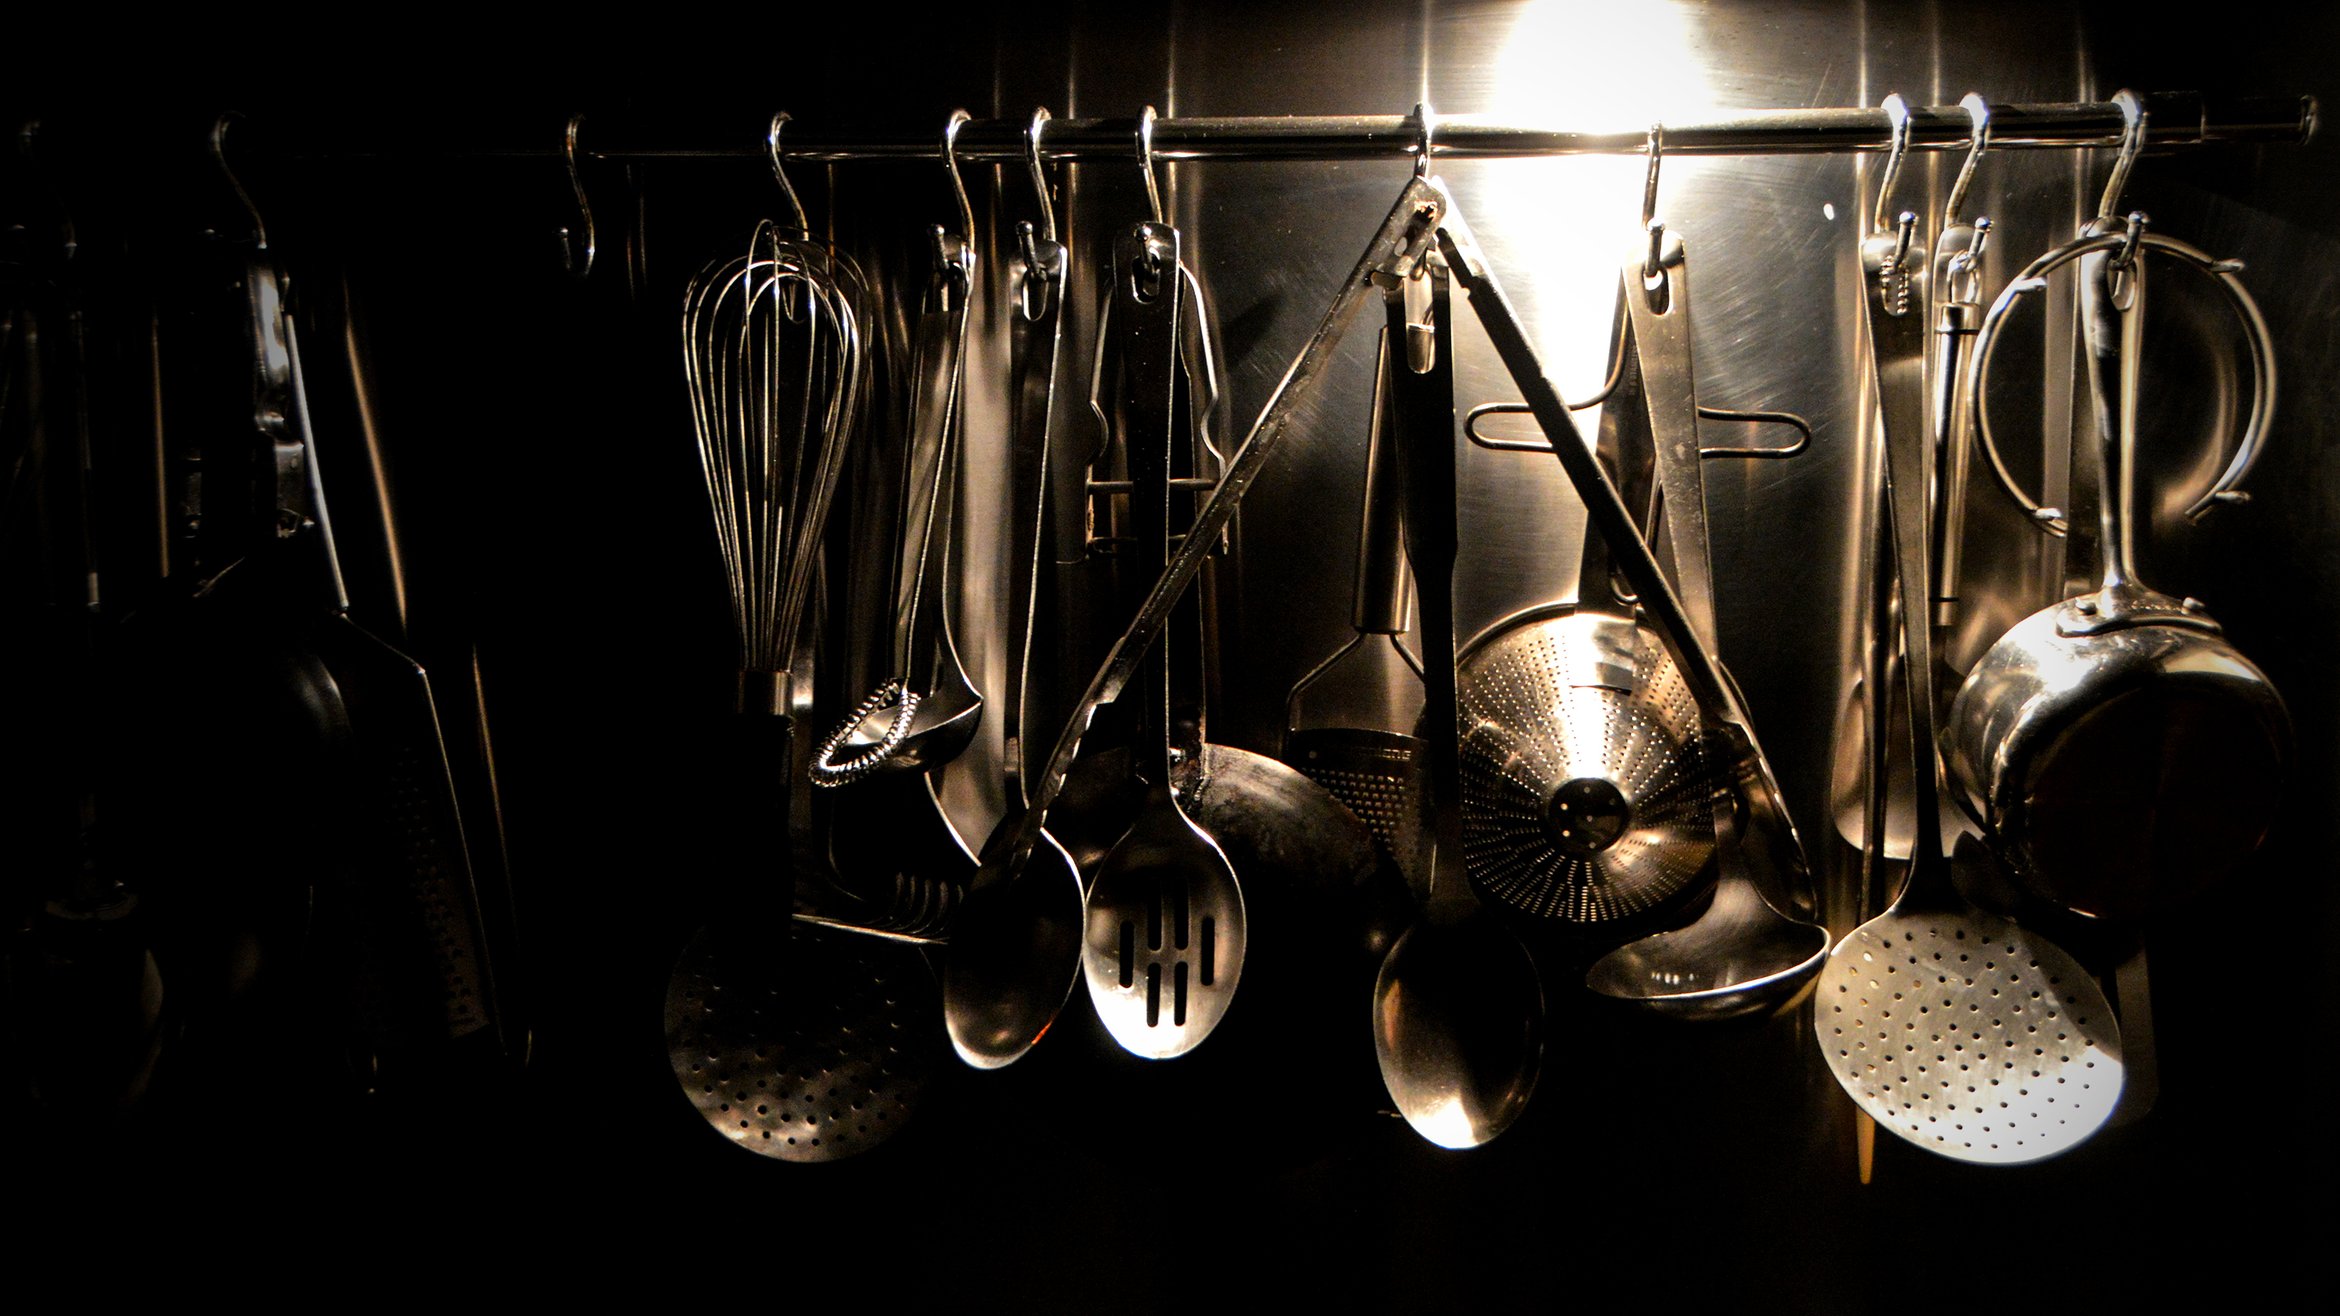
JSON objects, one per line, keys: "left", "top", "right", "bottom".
{"left": 1818, "top": 186, "right": 2120, "bottom": 1165}
{"left": 1458, "top": 608, "right": 1716, "bottom": 923}
{"left": 665, "top": 919, "right": 942, "bottom": 1163}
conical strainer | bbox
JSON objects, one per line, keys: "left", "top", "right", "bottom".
{"left": 1456, "top": 278, "right": 1717, "bottom": 927}
{"left": 1458, "top": 608, "right": 1715, "bottom": 923}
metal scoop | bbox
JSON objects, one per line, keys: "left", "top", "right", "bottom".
{"left": 1082, "top": 219, "right": 1245, "bottom": 1059}
{"left": 1816, "top": 205, "right": 2122, "bottom": 1165}
{"left": 1371, "top": 244, "right": 1544, "bottom": 1149}
{"left": 1581, "top": 233, "right": 1827, "bottom": 1016}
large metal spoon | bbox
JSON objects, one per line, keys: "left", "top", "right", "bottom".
{"left": 1082, "top": 220, "right": 1245, "bottom": 1059}
{"left": 1371, "top": 248, "right": 1543, "bottom": 1148}
{"left": 1815, "top": 207, "right": 2121, "bottom": 1165}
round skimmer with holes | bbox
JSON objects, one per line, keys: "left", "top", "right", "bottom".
{"left": 1817, "top": 913, "right": 2123, "bottom": 1166}
{"left": 1458, "top": 611, "right": 1717, "bottom": 923}
{"left": 665, "top": 920, "right": 941, "bottom": 1162}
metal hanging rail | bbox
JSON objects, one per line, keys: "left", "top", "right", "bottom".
{"left": 554, "top": 93, "right": 2312, "bottom": 164}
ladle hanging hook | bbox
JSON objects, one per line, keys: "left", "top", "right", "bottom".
{"left": 1641, "top": 123, "right": 1668, "bottom": 280}
{"left": 1868, "top": 93, "right": 1913, "bottom": 237}
{"left": 942, "top": 108, "right": 976, "bottom": 241}
{"left": 1942, "top": 93, "right": 1993, "bottom": 232}
{"left": 209, "top": 112, "right": 268, "bottom": 250}
{"left": 1411, "top": 101, "right": 1436, "bottom": 179}
{"left": 766, "top": 111, "right": 811, "bottom": 234}
{"left": 1136, "top": 105, "right": 1165, "bottom": 223}
{"left": 558, "top": 112, "right": 594, "bottom": 279}
{"left": 2095, "top": 89, "right": 2149, "bottom": 237}
{"left": 1025, "top": 107, "right": 1058, "bottom": 244}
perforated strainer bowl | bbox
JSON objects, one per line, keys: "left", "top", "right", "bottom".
{"left": 1457, "top": 606, "right": 1717, "bottom": 925}
{"left": 1819, "top": 911, "right": 2122, "bottom": 1164}
{"left": 664, "top": 920, "right": 943, "bottom": 1162}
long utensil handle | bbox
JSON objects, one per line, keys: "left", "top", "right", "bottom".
{"left": 891, "top": 246, "right": 974, "bottom": 677}
{"left": 1116, "top": 220, "right": 1185, "bottom": 787}
{"left": 1004, "top": 234, "right": 1069, "bottom": 797}
{"left": 981, "top": 175, "right": 1445, "bottom": 885}
{"left": 1387, "top": 259, "right": 1465, "bottom": 911}
{"left": 1438, "top": 207, "right": 1812, "bottom": 904}
{"left": 1353, "top": 324, "right": 1412, "bottom": 636}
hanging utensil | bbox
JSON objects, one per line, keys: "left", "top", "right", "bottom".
{"left": 948, "top": 110, "right": 1087, "bottom": 1066}
{"left": 811, "top": 112, "right": 984, "bottom": 786}
{"left": 1582, "top": 213, "right": 1828, "bottom": 1019}
{"left": 1816, "top": 166, "right": 2122, "bottom": 1165}
{"left": 943, "top": 163, "right": 1448, "bottom": 1071}
{"left": 1946, "top": 216, "right": 2288, "bottom": 922}
{"left": 1081, "top": 217, "right": 1246, "bottom": 1060}
{"left": 1281, "top": 324, "right": 1430, "bottom": 900}
{"left": 1455, "top": 259, "right": 1713, "bottom": 930}
{"left": 664, "top": 126, "right": 897, "bottom": 1156}
{"left": 1370, "top": 200, "right": 1545, "bottom": 1148}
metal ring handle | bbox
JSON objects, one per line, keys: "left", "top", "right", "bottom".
{"left": 807, "top": 678, "right": 922, "bottom": 787}
{"left": 1969, "top": 227, "right": 2276, "bottom": 535}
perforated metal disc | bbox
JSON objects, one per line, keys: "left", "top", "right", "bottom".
{"left": 1818, "top": 912, "right": 2123, "bottom": 1165}
{"left": 665, "top": 920, "right": 940, "bottom": 1162}
{"left": 1457, "top": 613, "right": 1716, "bottom": 923}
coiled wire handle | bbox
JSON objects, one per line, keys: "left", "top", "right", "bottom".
{"left": 808, "top": 679, "right": 922, "bottom": 786}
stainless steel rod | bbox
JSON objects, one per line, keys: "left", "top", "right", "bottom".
{"left": 289, "top": 93, "right": 2313, "bottom": 162}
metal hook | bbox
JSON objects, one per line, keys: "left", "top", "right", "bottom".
{"left": 559, "top": 112, "right": 593, "bottom": 279}
{"left": 1411, "top": 102, "right": 1436, "bottom": 179}
{"left": 942, "top": 108, "right": 976, "bottom": 241}
{"left": 1641, "top": 124, "right": 1668, "bottom": 280}
{"left": 1025, "top": 107, "right": 1058, "bottom": 244}
{"left": 1136, "top": 105, "right": 1165, "bottom": 223}
{"left": 210, "top": 112, "right": 268, "bottom": 250}
{"left": 2095, "top": 89, "right": 2149, "bottom": 229}
{"left": 766, "top": 111, "right": 811, "bottom": 234}
{"left": 2112, "top": 210, "right": 2149, "bottom": 273}
{"left": 1869, "top": 93, "right": 1912, "bottom": 236}
{"left": 1942, "top": 93, "right": 1993, "bottom": 232}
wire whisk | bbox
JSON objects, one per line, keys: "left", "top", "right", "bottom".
{"left": 682, "top": 217, "right": 871, "bottom": 696}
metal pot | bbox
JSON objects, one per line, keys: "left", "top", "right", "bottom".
{"left": 1945, "top": 221, "right": 2290, "bottom": 921}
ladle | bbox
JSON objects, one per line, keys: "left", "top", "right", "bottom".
{"left": 1815, "top": 195, "right": 2122, "bottom": 1165}
{"left": 812, "top": 111, "right": 984, "bottom": 785}
{"left": 1370, "top": 231, "right": 1544, "bottom": 1149}
{"left": 1583, "top": 222, "right": 1828, "bottom": 1018}
{"left": 945, "top": 111, "right": 1087, "bottom": 1066}
{"left": 1082, "top": 218, "right": 1246, "bottom": 1059}
{"left": 942, "top": 167, "right": 1447, "bottom": 1070}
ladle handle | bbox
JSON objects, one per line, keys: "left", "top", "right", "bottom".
{"left": 891, "top": 241, "right": 974, "bottom": 679}
{"left": 1354, "top": 324, "right": 1413, "bottom": 636}
{"left": 1005, "top": 234, "right": 1069, "bottom": 797}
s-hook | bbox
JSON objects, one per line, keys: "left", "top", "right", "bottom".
{"left": 559, "top": 112, "right": 594, "bottom": 280}
{"left": 1465, "top": 120, "right": 1811, "bottom": 462}
{"left": 766, "top": 111, "right": 812, "bottom": 234}
{"left": 1016, "top": 108, "right": 1060, "bottom": 318}
{"left": 210, "top": 112, "right": 268, "bottom": 250}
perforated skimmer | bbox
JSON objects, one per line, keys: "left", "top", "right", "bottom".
{"left": 665, "top": 920, "right": 941, "bottom": 1162}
